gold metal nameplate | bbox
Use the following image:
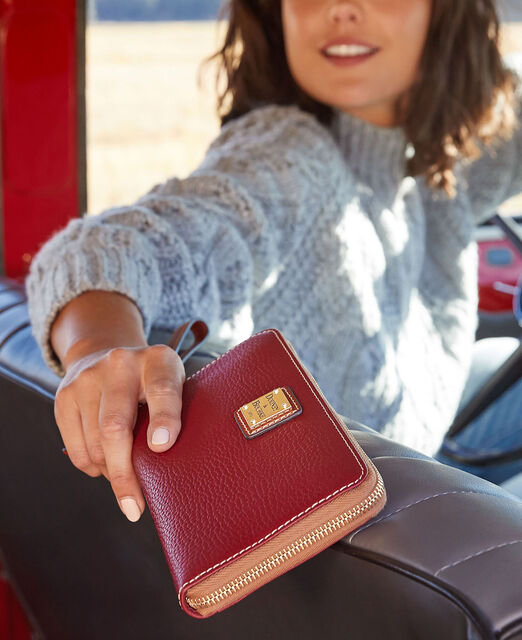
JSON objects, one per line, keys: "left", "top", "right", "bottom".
{"left": 234, "top": 386, "right": 302, "bottom": 439}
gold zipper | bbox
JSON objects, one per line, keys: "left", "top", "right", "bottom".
{"left": 186, "top": 473, "right": 385, "bottom": 611}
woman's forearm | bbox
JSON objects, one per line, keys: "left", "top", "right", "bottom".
{"left": 50, "top": 290, "right": 149, "bottom": 371}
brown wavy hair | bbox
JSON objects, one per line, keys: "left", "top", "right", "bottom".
{"left": 197, "top": 0, "right": 519, "bottom": 197}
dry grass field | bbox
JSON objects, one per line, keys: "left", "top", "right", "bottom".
{"left": 86, "top": 20, "right": 522, "bottom": 216}
{"left": 86, "top": 21, "right": 226, "bottom": 214}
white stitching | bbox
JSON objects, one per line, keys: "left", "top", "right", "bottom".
{"left": 347, "top": 490, "right": 490, "bottom": 543}
{"left": 179, "top": 328, "right": 367, "bottom": 606}
{"left": 369, "top": 455, "right": 436, "bottom": 461}
{"left": 434, "top": 539, "right": 522, "bottom": 577}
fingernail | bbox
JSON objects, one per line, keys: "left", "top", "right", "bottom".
{"left": 152, "top": 427, "right": 170, "bottom": 445}
{"left": 120, "top": 497, "right": 141, "bottom": 522}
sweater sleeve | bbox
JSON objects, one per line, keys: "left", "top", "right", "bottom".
{"left": 24, "top": 104, "right": 340, "bottom": 377}
{"left": 460, "top": 55, "right": 522, "bottom": 225}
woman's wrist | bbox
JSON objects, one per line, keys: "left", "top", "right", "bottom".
{"left": 62, "top": 335, "right": 148, "bottom": 371}
{"left": 50, "top": 290, "right": 149, "bottom": 371}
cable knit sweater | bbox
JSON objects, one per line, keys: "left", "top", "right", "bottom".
{"left": 25, "top": 80, "right": 521, "bottom": 457}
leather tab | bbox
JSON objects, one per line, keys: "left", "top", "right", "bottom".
{"left": 168, "top": 318, "right": 209, "bottom": 364}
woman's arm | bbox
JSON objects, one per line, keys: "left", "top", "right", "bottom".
{"left": 50, "top": 290, "right": 148, "bottom": 371}
{"left": 25, "top": 104, "right": 340, "bottom": 376}
{"left": 49, "top": 283, "right": 186, "bottom": 523}
{"left": 25, "top": 210, "right": 164, "bottom": 376}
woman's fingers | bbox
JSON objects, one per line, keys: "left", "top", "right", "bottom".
{"left": 98, "top": 349, "right": 145, "bottom": 522}
{"left": 143, "top": 345, "right": 185, "bottom": 452}
{"left": 53, "top": 344, "right": 186, "bottom": 523}
{"left": 81, "top": 388, "right": 111, "bottom": 481}
{"left": 79, "top": 385, "right": 106, "bottom": 468}
{"left": 55, "top": 388, "right": 102, "bottom": 478}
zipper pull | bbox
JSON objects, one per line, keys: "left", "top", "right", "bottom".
{"left": 167, "top": 318, "right": 209, "bottom": 364}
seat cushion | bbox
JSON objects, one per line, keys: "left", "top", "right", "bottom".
{"left": 501, "top": 471, "right": 522, "bottom": 500}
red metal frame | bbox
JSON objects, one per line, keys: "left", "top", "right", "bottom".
{"left": 0, "top": 1, "right": 85, "bottom": 635}
{"left": 0, "top": 560, "right": 32, "bottom": 640}
{"left": 0, "top": 0, "right": 86, "bottom": 281}
{"left": 478, "top": 237, "right": 522, "bottom": 312}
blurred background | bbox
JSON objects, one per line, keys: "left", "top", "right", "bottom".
{"left": 84, "top": 0, "right": 522, "bottom": 216}
{"left": 85, "top": 0, "right": 224, "bottom": 215}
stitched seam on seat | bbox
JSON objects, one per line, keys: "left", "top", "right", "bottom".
{"left": 434, "top": 540, "right": 522, "bottom": 577}
{"left": 347, "top": 490, "right": 490, "bottom": 543}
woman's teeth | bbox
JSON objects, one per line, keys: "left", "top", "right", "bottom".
{"left": 324, "top": 44, "right": 375, "bottom": 57}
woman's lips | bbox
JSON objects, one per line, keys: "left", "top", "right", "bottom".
{"left": 321, "top": 50, "right": 379, "bottom": 67}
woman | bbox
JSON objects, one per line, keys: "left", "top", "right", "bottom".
{"left": 25, "top": 0, "right": 522, "bottom": 521}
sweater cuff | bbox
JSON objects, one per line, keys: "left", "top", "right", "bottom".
{"left": 25, "top": 220, "right": 162, "bottom": 378}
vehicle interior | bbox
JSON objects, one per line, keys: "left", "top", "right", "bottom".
{"left": 0, "top": 1, "right": 521, "bottom": 639}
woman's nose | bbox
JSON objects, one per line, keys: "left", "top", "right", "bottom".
{"left": 328, "top": 1, "right": 363, "bottom": 24}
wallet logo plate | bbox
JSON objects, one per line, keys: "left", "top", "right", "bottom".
{"left": 234, "top": 386, "right": 302, "bottom": 439}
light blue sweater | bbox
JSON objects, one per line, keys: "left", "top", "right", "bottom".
{"left": 25, "top": 83, "right": 521, "bottom": 457}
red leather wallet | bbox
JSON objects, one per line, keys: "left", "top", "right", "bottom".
{"left": 132, "top": 319, "right": 387, "bottom": 619}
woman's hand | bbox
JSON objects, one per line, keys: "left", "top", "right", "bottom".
{"left": 54, "top": 343, "right": 186, "bottom": 522}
